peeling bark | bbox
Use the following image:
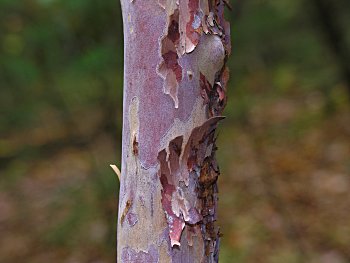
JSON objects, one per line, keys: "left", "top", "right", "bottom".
{"left": 118, "top": 0, "right": 230, "bottom": 262}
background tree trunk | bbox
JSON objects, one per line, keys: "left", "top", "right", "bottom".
{"left": 310, "top": 0, "right": 350, "bottom": 99}
{"left": 117, "top": 0, "right": 230, "bottom": 262}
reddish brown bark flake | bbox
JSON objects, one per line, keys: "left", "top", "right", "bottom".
{"left": 120, "top": 199, "right": 132, "bottom": 225}
{"left": 158, "top": 148, "right": 185, "bottom": 247}
{"left": 132, "top": 135, "right": 139, "bottom": 156}
{"left": 158, "top": 9, "right": 182, "bottom": 108}
{"left": 200, "top": 72, "right": 227, "bottom": 117}
{"left": 186, "top": 0, "right": 201, "bottom": 49}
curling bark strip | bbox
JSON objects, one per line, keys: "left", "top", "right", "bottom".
{"left": 118, "top": 0, "right": 230, "bottom": 262}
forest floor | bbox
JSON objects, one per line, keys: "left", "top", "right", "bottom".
{"left": 1, "top": 85, "right": 349, "bottom": 263}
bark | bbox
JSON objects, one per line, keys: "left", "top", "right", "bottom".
{"left": 117, "top": 0, "right": 230, "bottom": 262}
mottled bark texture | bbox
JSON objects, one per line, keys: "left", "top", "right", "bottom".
{"left": 118, "top": 0, "right": 230, "bottom": 262}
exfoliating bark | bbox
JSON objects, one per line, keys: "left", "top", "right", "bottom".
{"left": 117, "top": 0, "right": 230, "bottom": 262}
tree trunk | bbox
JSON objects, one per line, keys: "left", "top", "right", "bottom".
{"left": 310, "top": 0, "right": 350, "bottom": 99}
{"left": 117, "top": 0, "right": 230, "bottom": 262}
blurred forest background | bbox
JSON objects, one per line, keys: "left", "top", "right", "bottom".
{"left": 1, "top": 0, "right": 350, "bottom": 262}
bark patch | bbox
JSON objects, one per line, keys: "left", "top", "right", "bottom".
{"left": 157, "top": 117, "right": 224, "bottom": 255}
{"left": 158, "top": 148, "right": 185, "bottom": 247}
{"left": 157, "top": 0, "right": 230, "bottom": 110}
{"left": 200, "top": 71, "right": 227, "bottom": 117}
{"left": 157, "top": 9, "right": 182, "bottom": 108}
{"left": 121, "top": 245, "right": 159, "bottom": 263}
{"left": 127, "top": 212, "right": 139, "bottom": 227}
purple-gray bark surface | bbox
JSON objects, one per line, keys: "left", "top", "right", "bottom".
{"left": 118, "top": 0, "right": 230, "bottom": 262}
